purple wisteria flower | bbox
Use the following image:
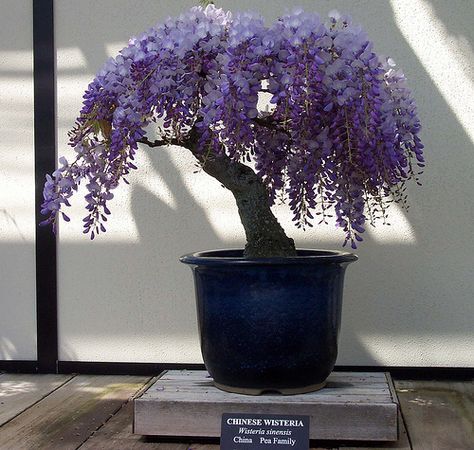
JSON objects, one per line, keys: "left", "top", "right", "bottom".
{"left": 41, "top": 5, "right": 423, "bottom": 248}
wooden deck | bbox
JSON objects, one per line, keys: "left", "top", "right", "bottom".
{"left": 0, "top": 372, "right": 472, "bottom": 449}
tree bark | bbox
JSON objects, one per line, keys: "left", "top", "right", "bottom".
{"left": 139, "top": 134, "right": 297, "bottom": 258}
{"left": 191, "top": 150, "right": 296, "bottom": 258}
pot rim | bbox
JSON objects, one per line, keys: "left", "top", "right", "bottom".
{"left": 180, "top": 248, "right": 358, "bottom": 266}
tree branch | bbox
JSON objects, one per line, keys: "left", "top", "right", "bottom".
{"left": 138, "top": 126, "right": 200, "bottom": 150}
{"left": 138, "top": 115, "right": 289, "bottom": 151}
{"left": 253, "top": 116, "right": 291, "bottom": 139}
{"left": 138, "top": 136, "right": 186, "bottom": 148}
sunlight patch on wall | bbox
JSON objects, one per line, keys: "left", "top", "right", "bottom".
{"left": 365, "top": 203, "right": 416, "bottom": 244}
{"left": 390, "top": 0, "right": 474, "bottom": 143}
{"left": 56, "top": 47, "right": 88, "bottom": 70}
{"left": 60, "top": 334, "right": 201, "bottom": 363}
{"left": 356, "top": 334, "right": 474, "bottom": 366}
{"left": 0, "top": 50, "right": 32, "bottom": 71}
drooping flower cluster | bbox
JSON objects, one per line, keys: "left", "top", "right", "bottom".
{"left": 41, "top": 5, "right": 423, "bottom": 248}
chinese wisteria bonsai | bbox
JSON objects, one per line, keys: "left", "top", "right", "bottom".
{"left": 41, "top": 5, "right": 423, "bottom": 256}
{"left": 41, "top": 5, "right": 423, "bottom": 393}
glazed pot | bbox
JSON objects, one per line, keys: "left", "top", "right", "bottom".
{"left": 180, "top": 249, "right": 357, "bottom": 395}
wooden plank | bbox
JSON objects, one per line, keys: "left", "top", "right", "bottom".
{"left": 143, "top": 392, "right": 392, "bottom": 404}
{"left": 385, "top": 372, "right": 400, "bottom": 406}
{"left": 342, "top": 410, "right": 411, "bottom": 449}
{"left": 135, "top": 371, "right": 398, "bottom": 441}
{"left": 0, "top": 375, "right": 149, "bottom": 450}
{"left": 147, "top": 385, "right": 391, "bottom": 400}
{"left": 155, "top": 380, "right": 390, "bottom": 390}
{"left": 152, "top": 379, "right": 390, "bottom": 391}
{"left": 79, "top": 401, "right": 190, "bottom": 450}
{"left": 0, "top": 374, "right": 73, "bottom": 426}
{"left": 395, "top": 380, "right": 473, "bottom": 450}
{"left": 78, "top": 376, "right": 176, "bottom": 450}
{"left": 161, "top": 371, "right": 386, "bottom": 383}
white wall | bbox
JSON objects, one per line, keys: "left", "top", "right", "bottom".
{"left": 52, "top": 0, "right": 473, "bottom": 366}
{"left": 0, "top": 0, "right": 36, "bottom": 359}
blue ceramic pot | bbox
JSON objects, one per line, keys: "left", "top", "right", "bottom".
{"left": 180, "top": 249, "right": 357, "bottom": 395}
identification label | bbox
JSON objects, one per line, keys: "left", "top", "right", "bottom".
{"left": 220, "top": 413, "right": 309, "bottom": 450}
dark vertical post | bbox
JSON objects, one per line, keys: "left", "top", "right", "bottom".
{"left": 33, "top": 0, "right": 58, "bottom": 373}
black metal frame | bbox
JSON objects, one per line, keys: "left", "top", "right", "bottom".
{"left": 56, "top": 362, "right": 206, "bottom": 376}
{"left": 1, "top": 1, "right": 472, "bottom": 381}
{"left": 0, "top": 361, "right": 38, "bottom": 374}
{"left": 2, "top": 359, "right": 471, "bottom": 380}
{"left": 53, "top": 364, "right": 474, "bottom": 379}
{"left": 33, "top": 0, "right": 58, "bottom": 373}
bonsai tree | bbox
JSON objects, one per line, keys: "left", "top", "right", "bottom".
{"left": 41, "top": 5, "right": 424, "bottom": 257}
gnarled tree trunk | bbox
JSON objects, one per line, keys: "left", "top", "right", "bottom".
{"left": 139, "top": 132, "right": 297, "bottom": 258}
{"left": 192, "top": 150, "right": 296, "bottom": 258}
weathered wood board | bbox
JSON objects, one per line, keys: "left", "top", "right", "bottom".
{"left": 0, "top": 374, "right": 149, "bottom": 450}
{"left": 79, "top": 400, "right": 190, "bottom": 450}
{"left": 0, "top": 374, "right": 73, "bottom": 426}
{"left": 395, "top": 380, "right": 474, "bottom": 450}
{"left": 134, "top": 370, "right": 399, "bottom": 442}
{"left": 343, "top": 411, "right": 411, "bottom": 450}
{"left": 77, "top": 376, "right": 175, "bottom": 450}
